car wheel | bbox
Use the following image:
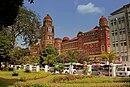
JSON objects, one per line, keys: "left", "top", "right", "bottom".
{"left": 73, "top": 71, "right": 76, "bottom": 74}
{"left": 65, "top": 71, "right": 69, "bottom": 74}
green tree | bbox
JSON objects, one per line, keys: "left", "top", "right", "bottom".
{"left": 4, "top": 6, "right": 41, "bottom": 47}
{"left": 57, "top": 50, "right": 89, "bottom": 64}
{"left": 0, "top": 35, "right": 12, "bottom": 70}
{"left": 77, "top": 51, "right": 89, "bottom": 64}
{"left": 0, "top": 0, "right": 34, "bottom": 31}
{"left": 101, "top": 51, "right": 116, "bottom": 64}
{"left": 54, "top": 63, "right": 64, "bottom": 74}
{"left": 65, "top": 50, "right": 79, "bottom": 63}
{"left": 9, "top": 47, "right": 30, "bottom": 65}
{"left": 57, "top": 52, "right": 68, "bottom": 63}
{"left": 101, "top": 51, "right": 116, "bottom": 76}
{"left": 40, "top": 46, "right": 59, "bottom": 66}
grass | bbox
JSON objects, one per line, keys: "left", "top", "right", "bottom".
{"left": 0, "top": 70, "right": 51, "bottom": 87}
{"left": 0, "top": 71, "right": 130, "bottom": 87}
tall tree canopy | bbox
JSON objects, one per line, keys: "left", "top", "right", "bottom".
{"left": 0, "top": 34, "right": 12, "bottom": 69}
{"left": 9, "top": 47, "right": 30, "bottom": 65}
{"left": 57, "top": 50, "right": 89, "bottom": 63}
{"left": 1, "top": 6, "right": 41, "bottom": 47}
{"left": 40, "top": 46, "right": 59, "bottom": 66}
{"left": 0, "top": 0, "right": 34, "bottom": 31}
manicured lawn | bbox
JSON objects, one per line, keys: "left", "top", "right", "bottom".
{"left": 0, "top": 70, "right": 50, "bottom": 87}
{"left": 0, "top": 71, "right": 130, "bottom": 87}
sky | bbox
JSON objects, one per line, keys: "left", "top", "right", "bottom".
{"left": 24, "top": 0, "right": 130, "bottom": 39}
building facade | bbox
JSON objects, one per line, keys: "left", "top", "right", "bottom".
{"left": 39, "top": 15, "right": 110, "bottom": 62}
{"left": 108, "top": 4, "right": 130, "bottom": 65}
{"left": 40, "top": 14, "right": 55, "bottom": 49}
{"left": 61, "top": 16, "right": 110, "bottom": 61}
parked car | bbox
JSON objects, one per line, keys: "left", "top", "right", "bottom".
{"left": 92, "top": 64, "right": 112, "bottom": 76}
{"left": 116, "top": 66, "right": 130, "bottom": 77}
{"left": 62, "top": 67, "right": 77, "bottom": 74}
{"left": 49, "top": 67, "right": 54, "bottom": 72}
{"left": 92, "top": 65, "right": 101, "bottom": 76}
{"left": 52, "top": 67, "right": 77, "bottom": 74}
{"left": 100, "top": 69, "right": 112, "bottom": 76}
{"left": 100, "top": 65, "right": 112, "bottom": 76}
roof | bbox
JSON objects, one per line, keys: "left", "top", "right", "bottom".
{"left": 44, "top": 14, "right": 52, "bottom": 21}
{"left": 89, "top": 26, "right": 99, "bottom": 32}
{"left": 63, "top": 37, "right": 69, "bottom": 41}
{"left": 99, "top": 16, "right": 107, "bottom": 22}
{"left": 70, "top": 37, "right": 78, "bottom": 41}
{"left": 111, "top": 3, "right": 130, "bottom": 15}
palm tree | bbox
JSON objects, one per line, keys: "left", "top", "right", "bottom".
{"left": 77, "top": 51, "right": 89, "bottom": 64}
{"left": 101, "top": 50, "right": 116, "bottom": 76}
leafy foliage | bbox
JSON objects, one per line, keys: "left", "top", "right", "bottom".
{"left": 101, "top": 51, "right": 116, "bottom": 76}
{"left": 40, "top": 46, "right": 59, "bottom": 66}
{"left": 0, "top": 34, "right": 12, "bottom": 69}
{"left": 0, "top": 0, "right": 35, "bottom": 31}
{"left": 0, "top": 0, "right": 23, "bottom": 30}
{"left": 0, "top": 35, "right": 12, "bottom": 60}
{"left": 54, "top": 63, "right": 64, "bottom": 74}
{"left": 6, "top": 6, "right": 41, "bottom": 46}
{"left": 57, "top": 50, "right": 89, "bottom": 63}
{"left": 101, "top": 51, "right": 116, "bottom": 63}
{"left": 9, "top": 47, "right": 30, "bottom": 64}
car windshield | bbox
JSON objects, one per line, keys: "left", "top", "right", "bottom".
{"left": 127, "top": 67, "right": 130, "bottom": 71}
{"left": 117, "top": 67, "right": 125, "bottom": 71}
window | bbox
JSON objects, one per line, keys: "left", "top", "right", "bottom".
{"left": 101, "top": 45, "right": 105, "bottom": 51}
{"left": 118, "top": 18, "right": 121, "bottom": 24}
{"left": 115, "top": 32, "right": 117, "bottom": 35}
{"left": 124, "top": 42, "right": 127, "bottom": 46}
{"left": 123, "top": 30, "right": 126, "bottom": 34}
{"left": 121, "top": 43, "right": 123, "bottom": 46}
{"left": 120, "top": 31, "right": 122, "bottom": 35}
{"left": 114, "top": 19, "right": 116, "bottom": 25}
{"left": 127, "top": 67, "right": 130, "bottom": 71}
{"left": 111, "top": 20, "right": 113, "bottom": 26}
{"left": 122, "top": 56, "right": 128, "bottom": 61}
{"left": 101, "top": 33, "right": 104, "bottom": 37}
{"left": 48, "top": 36, "right": 52, "bottom": 40}
{"left": 121, "top": 17, "right": 124, "bottom": 23}
{"left": 113, "top": 44, "right": 115, "bottom": 47}
{"left": 112, "top": 33, "right": 114, "bottom": 36}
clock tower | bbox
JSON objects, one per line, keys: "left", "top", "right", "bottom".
{"left": 40, "top": 14, "right": 54, "bottom": 49}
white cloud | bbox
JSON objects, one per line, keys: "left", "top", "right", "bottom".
{"left": 77, "top": 2, "right": 105, "bottom": 14}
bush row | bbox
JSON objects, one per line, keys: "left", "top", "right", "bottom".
{"left": 12, "top": 82, "right": 130, "bottom": 87}
{"left": 51, "top": 75, "right": 92, "bottom": 83}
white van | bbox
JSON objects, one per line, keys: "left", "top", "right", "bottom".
{"left": 116, "top": 66, "right": 130, "bottom": 77}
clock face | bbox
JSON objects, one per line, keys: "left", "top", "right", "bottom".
{"left": 48, "top": 27, "right": 52, "bottom": 32}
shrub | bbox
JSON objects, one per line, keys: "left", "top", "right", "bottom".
{"left": 12, "top": 71, "right": 18, "bottom": 76}
{"left": 8, "top": 67, "right": 14, "bottom": 71}
{"left": 24, "top": 67, "right": 31, "bottom": 73}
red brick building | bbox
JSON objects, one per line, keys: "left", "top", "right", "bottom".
{"left": 57, "top": 16, "right": 110, "bottom": 60}
{"left": 40, "top": 14, "right": 55, "bottom": 48}
{"left": 31, "top": 15, "right": 111, "bottom": 61}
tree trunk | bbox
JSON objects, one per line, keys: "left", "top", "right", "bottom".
{"left": 4, "top": 61, "right": 9, "bottom": 71}
{"left": 0, "top": 61, "right": 1, "bottom": 70}
{"left": 108, "top": 59, "right": 110, "bottom": 76}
